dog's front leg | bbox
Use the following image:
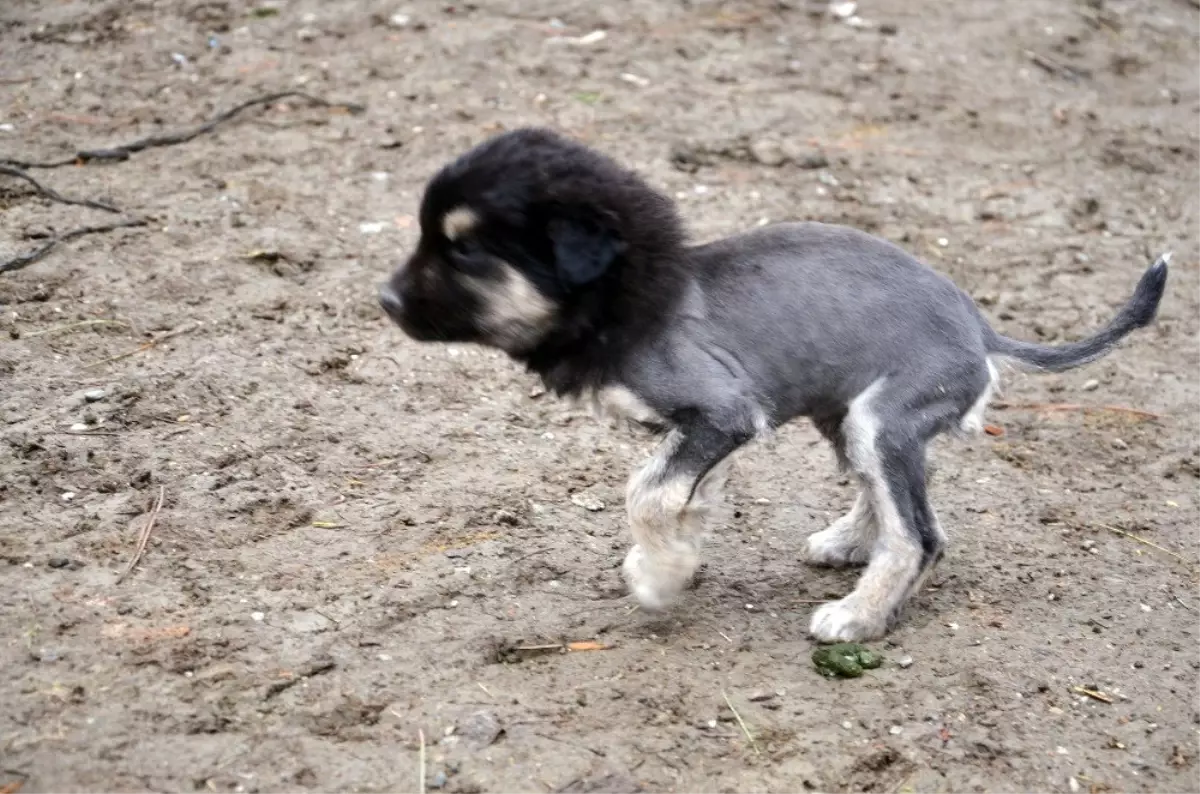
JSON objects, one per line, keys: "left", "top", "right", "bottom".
{"left": 622, "top": 420, "right": 747, "bottom": 610}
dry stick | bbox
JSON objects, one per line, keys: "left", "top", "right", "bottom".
{"left": 117, "top": 485, "right": 165, "bottom": 584}
{"left": 85, "top": 322, "right": 197, "bottom": 368}
{"left": 1097, "top": 523, "right": 1195, "bottom": 569}
{"left": 993, "top": 401, "right": 1163, "bottom": 420}
{"left": 1, "top": 91, "right": 366, "bottom": 170}
{"left": 22, "top": 318, "right": 132, "bottom": 338}
{"left": 721, "top": 690, "right": 761, "bottom": 756}
{"left": 418, "top": 727, "right": 427, "bottom": 794}
{"left": 0, "top": 165, "right": 120, "bottom": 212}
{"left": 1072, "top": 685, "right": 1113, "bottom": 704}
{"left": 0, "top": 218, "right": 147, "bottom": 275}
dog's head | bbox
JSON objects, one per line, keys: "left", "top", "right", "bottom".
{"left": 379, "top": 128, "right": 684, "bottom": 358}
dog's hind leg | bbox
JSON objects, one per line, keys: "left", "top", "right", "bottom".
{"left": 801, "top": 415, "right": 878, "bottom": 567}
{"left": 622, "top": 419, "right": 749, "bottom": 610}
{"left": 802, "top": 484, "right": 877, "bottom": 567}
{"left": 808, "top": 370, "right": 976, "bottom": 642}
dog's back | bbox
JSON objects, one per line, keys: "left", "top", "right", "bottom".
{"left": 678, "top": 221, "right": 989, "bottom": 419}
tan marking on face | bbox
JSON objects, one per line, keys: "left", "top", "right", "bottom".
{"left": 442, "top": 206, "right": 479, "bottom": 241}
{"left": 462, "top": 263, "right": 556, "bottom": 351}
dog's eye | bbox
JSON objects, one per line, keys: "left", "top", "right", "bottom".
{"left": 447, "top": 237, "right": 490, "bottom": 275}
{"left": 450, "top": 237, "right": 478, "bottom": 256}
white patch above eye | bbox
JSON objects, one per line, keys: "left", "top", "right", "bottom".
{"left": 442, "top": 207, "right": 479, "bottom": 241}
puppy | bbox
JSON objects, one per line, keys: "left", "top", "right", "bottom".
{"left": 379, "top": 127, "right": 1169, "bottom": 642}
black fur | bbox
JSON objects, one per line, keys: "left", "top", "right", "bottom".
{"left": 388, "top": 127, "right": 688, "bottom": 395}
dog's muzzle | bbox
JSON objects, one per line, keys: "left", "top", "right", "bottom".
{"left": 378, "top": 283, "right": 406, "bottom": 326}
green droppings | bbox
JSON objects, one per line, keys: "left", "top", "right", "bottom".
{"left": 812, "top": 643, "right": 885, "bottom": 679}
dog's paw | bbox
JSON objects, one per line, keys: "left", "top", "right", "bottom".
{"left": 801, "top": 522, "right": 872, "bottom": 568}
{"left": 808, "top": 597, "right": 888, "bottom": 643}
{"left": 622, "top": 544, "right": 696, "bottom": 610}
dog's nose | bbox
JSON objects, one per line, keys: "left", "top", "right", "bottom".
{"left": 378, "top": 283, "right": 404, "bottom": 322}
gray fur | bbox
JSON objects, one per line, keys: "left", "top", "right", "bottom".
{"left": 380, "top": 128, "right": 1169, "bottom": 642}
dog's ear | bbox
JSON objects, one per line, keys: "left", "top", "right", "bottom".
{"left": 547, "top": 215, "right": 623, "bottom": 288}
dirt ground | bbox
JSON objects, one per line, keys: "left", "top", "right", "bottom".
{"left": 2, "top": 0, "right": 1198, "bottom": 792}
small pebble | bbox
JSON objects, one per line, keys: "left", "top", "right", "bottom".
{"left": 428, "top": 770, "right": 448, "bottom": 790}
{"left": 749, "top": 139, "right": 786, "bottom": 167}
{"left": 459, "top": 710, "right": 503, "bottom": 747}
{"left": 0, "top": 123, "right": 14, "bottom": 132}
{"left": 889, "top": 725, "right": 903, "bottom": 735}
{"left": 70, "top": 423, "right": 89, "bottom": 432}
{"left": 570, "top": 493, "right": 605, "bottom": 512}
{"left": 1082, "top": 379, "right": 1100, "bottom": 391}
{"left": 897, "top": 655, "right": 914, "bottom": 669}
{"left": 251, "top": 611, "right": 265, "bottom": 622}
{"left": 48, "top": 557, "right": 71, "bottom": 569}
{"left": 842, "top": 720, "right": 853, "bottom": 730}
{"left": 829, "top": 1, "right": 857, "bottom": 19}
{"left": 1069, "top": 777, "right": 1081, "bottom": 793}
{"left": 61, "top": 492, "right": 76, "bottom": 501}
{"left": 388, "top": 12, "right": 411, "bottom": 28}
{"left": 1140, "top": 603, "right": 1152, "bottom": 613}
{"left": 359, "top": 222, "right": 385, "bottom": 234}
{"left": 745, "top": 603, "right": 756, "bottom": 611}
{"left": 83, "top": 388, "right": 107, "bottom": 402}
{"left": 937, "top": 237, "right": 950, "bottom": 247}
{"left": 1111, "top": 438, "right": 1129, "bottom": 450}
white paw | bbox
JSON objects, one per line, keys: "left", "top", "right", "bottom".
{"left": 808, "top": 597, "right": 888, "bottom": 643}
{"left": 622, "top": 543, "right": 696, "bottom": 610}
{"left": 802, "top": 523, "right": 872, "bottom": 567}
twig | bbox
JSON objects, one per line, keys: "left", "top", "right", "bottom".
{"left": 721, "top": 690, "right": 761, "bottom": 756}
{"left": 21, "top": 319, "right": 132, "bottom": 338}
{"left": 418, "top": 727, "right": 427, "bottom": 794}
{"left": 1071, "top": 685, "right": 1113, "bottom": 704}
{"left": 477, "top": 682, "right": 494, "bottom": 698}
{"left": 0, "top": 165, "right": 120, "bottom": 212}
{"left": 1096, "top": 523, "right": 1195, "bottom": 569}
{"left": 85, "top": 322, "right": 197, "bottom": 368}
{"left": 264, "top": 656, "right": 336, "bottom": 698}
{"left": 116, "top": 485, "right": 165, "bottom": 584}
{"left": 508, "top": 547, "right": 553, "bottom": 565}
{"left": 0, "top": 218, "right": 147, "bottom": 276}
{"left": 50, "top": 431, "right": 121, "bottom": 438}
{"left": 993, "top": 401, "right": 1163, "bottom": 420}
{"left": 1026, "top": 50, "right": 1090, "bottom": 82}
{"left": 2, "top": 91, "right": 366, "bottom": 170}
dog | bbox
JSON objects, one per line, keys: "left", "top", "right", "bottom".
{"left": 378, "top": 127, "right": 1169, "bottom": 642}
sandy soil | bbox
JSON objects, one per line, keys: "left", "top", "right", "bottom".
{"left": 2, "top": 0, "right": 1198, "bottom": 792}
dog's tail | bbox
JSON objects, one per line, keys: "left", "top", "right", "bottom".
{"left": 982, "top": 253, "right": 1169, "bottom": 373}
